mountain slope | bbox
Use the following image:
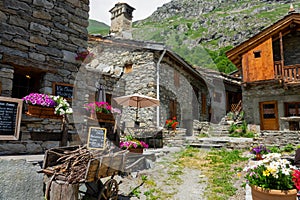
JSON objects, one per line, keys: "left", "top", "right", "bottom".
{"left": 132, "top": 0, "right": 299, "bottom": 73}
{"left": 88, "top": 0, "right": 299, "bottom": 73}
{"left": 88, "top": 19, "right": 109, "bottom": 35}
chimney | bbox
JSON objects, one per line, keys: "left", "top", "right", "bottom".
{"left": 109, "top": 3, "right": 135, "bottom": 39}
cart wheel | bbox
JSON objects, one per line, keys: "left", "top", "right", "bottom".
{"left": 99, "top": 179, "right": 118, "bottom": 200}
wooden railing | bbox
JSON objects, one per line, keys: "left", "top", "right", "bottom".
{"left": 230, "top": 100, "right": 242, "bottom": 113}
{"left": 274, "top": 61, "right": 300, "bottom": 84}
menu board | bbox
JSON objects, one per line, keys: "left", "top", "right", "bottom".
{"left": 0, "top": 97, "right": 22, "bottom": 140}
{"left": 87, "top": 127, "right": 106, "bottom": 150}
{"left": 52, "top": 82, "right": 73, "bottom": 99}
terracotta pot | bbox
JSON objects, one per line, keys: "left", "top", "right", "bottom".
{"left": 27, "top": 105, "right": 62, "bottom": 119}
{"left": 251, "top": 185, "right": 297, "bottom": 200}
{"left": 256, "top": 153, "right": 263, "bottom": 161}
{"left": 128, "top": 147, "right": 143, "bottom": 154}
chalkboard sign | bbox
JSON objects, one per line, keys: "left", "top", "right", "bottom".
{"left": 0, "top": 97, "right": 22, "bottom": 140}
{"left": 87, "top": 127, "right": 107, "bottom": 150}
{"left": 52, "top": 82, "right": 74, "bottom": 100}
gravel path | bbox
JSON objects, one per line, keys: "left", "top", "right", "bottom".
{"left": 173, "top": 168, "right": 207, "bottom": 200}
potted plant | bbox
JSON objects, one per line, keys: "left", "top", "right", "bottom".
{"left": 84, "top": 101, "right": 121, "bottom": 123}
{"left": 251, "top": 145, "right": 270, "bottom": 160}
{"left": 244, "top": 153, "right": 300, "bottom": 200}
{"left": 165, "top": 117, "right": 179, "bottom": 130}
{"left": 75, "top": 50, "right": 94, "bottom": 63}
{"left": 119, "top": 135, "right": 149, "bottom": 154}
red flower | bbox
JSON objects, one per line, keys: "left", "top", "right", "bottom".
{"left": 165, "top": 117, "right": 178, "bottom": 128}
{"left": 292, "top": 169, "right": 300, "bottom": 190}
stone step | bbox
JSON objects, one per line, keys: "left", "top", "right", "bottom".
{"left": 189, "top": 138, "right": 228, "bottom": 143}
{"left": 187, "top": 143, "right": 224, "bottom": 149}
{"left": 209, "top": 131, "right": 230, "bottom": 136}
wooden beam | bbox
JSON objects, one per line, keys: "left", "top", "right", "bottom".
{"left": 279, "top": 32, "right": 284, "bottom": 81}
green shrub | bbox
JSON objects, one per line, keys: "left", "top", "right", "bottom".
{"left": 268, "top": 146, "right": 281, "bottom": 153}
{"left": 282, "top": 143, "right": 295, "bottom": 153}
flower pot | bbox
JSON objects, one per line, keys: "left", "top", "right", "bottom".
{"left": 26, "top": 105, "right": 62, "bottom": 119}
{"left": 251, "top": 185, "right": 297, "bottom": 200}
{"left": 255, "top": 153, "right": 263, "bottom": 161}
{"left": 128, "top": 148, "right": 144, "bottom": 154}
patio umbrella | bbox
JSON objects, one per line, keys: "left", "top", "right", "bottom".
{"left": 113, "top": 93, "right": 160, "bottom": 121}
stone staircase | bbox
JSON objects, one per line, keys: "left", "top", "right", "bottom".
{"left": 186, "top": 119, "right": 252, "bottom": 149}
{"left": 208, "top": 123, "right": 231, "bottom": 137}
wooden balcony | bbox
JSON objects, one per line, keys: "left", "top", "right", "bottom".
{"left": 274, "top": 61, "right": 300, "bottom": 85}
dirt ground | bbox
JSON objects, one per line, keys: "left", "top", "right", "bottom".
{"left": 116, "top": 147, "right": 246, "bottom": 200}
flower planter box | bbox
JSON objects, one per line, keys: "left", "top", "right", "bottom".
{"left": 90, "top": 112, "right": 115, "bottom": 124}
{"left": 26, "top": 105, "right": 62, "bottom": 119}
{"left": 128, "top": 148, "right": 144, "bottom": 154}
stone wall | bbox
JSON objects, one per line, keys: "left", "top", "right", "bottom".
{"left": 0, "top": 0, "right": 89, "bottom": 95}
{"left": 87, "top": 39, "right": 209, "bottom": 133}
{"left": 0, "top": 0, "right": 89, "bottom": 154}
{"left": 273, "top": 32, "right": 300, "bottom": 65}
{"left": 86, "top": 41, "right": 157, "bottom": 127}
{"left": 243, "top": 83, "right": 300, "bottom": 130}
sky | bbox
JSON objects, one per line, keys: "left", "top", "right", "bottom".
{"left": 89, "top": 0, "right": 172, "bottom": 25}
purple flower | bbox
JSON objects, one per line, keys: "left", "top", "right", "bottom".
{"left": 22, "top": 93, "right": 56, "bottom": 107}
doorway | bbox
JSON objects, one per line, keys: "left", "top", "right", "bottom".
{"left": 259, "top": 101, "right": 279, "bottom": 130}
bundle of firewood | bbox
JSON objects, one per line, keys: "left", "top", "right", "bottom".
{"left": 39, "top": 146, "right": 95, "bottom": 184}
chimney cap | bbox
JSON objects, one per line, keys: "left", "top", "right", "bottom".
{"left": 288, "top": 4, "right": 296, "bottom": 14}
{"left": 109, "top": 2, "right": 135, "bottom": 13}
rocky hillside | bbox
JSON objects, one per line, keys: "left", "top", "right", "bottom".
{"left": 132, "top": 0, "right": 299, "bottom": 73}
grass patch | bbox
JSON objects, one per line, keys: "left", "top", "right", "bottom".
{"left": 201, "top": 148, "right": 248, "bottom": 200}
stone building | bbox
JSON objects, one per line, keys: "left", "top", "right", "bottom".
{"left": 83, "top": 3, "right": 242, "bottom": 136}
{"left": 84, "top": 36, "right": 210, "bottom": 136}
{"left": 0, "top": 0, "right": 89, "bottom": 154}
{"left": 227, "top": 12, "right": 300, "bottom": 131}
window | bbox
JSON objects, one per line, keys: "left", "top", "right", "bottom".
{"left": 253, "top": 50, "right": 261, "bottom": 58}
{"left": 262, "top": 104, "right": 276, "bottom": 119}
{"left": 12, "top": 69, "right": 42, "bottom": 99}
{"left": 124, "top": 63, "right": 133, "bottom": 73}
{"left": 285, "top": 102, "right": 300, "bottom": 116}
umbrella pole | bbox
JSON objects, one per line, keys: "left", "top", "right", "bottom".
{"left": 136, "top": 100, "right": 138, "bottom": 121}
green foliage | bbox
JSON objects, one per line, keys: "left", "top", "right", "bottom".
{"left": 131, "top": 187, "right": 141, "bottom": 198}
{"left": 269, "top": 144, "right": 296, "bottom": 153}
{"left": 229, "top": 120, "right": 255, "bottom": 138}
{"left": 268, "top": 146, "right": 281, "bottom": 153}
{"left": 282, "top": 143, "right": 295, "bottom": 153}
{"left": 206, "top": 46, "right": 237, "bottom": 73}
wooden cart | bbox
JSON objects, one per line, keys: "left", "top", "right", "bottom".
{"left": 42, "top": 145, "right": 129, "bottom": 200}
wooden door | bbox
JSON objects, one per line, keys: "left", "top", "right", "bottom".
{"left": 259, "top": 101, "right": 279, "bottom": 130}
{"left": 169, "top": 100, "right": 177, "bottom": 118}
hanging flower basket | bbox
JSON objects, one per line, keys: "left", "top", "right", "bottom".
{"left": 27, "top": 105, "right": 62, "bottom": 119}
